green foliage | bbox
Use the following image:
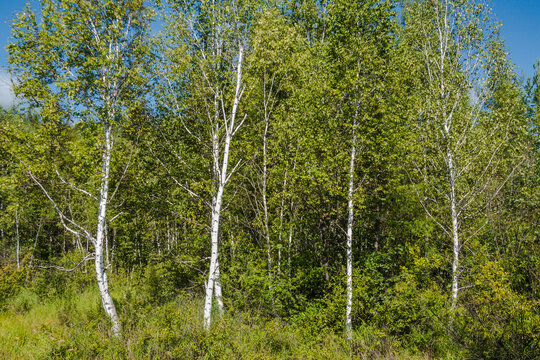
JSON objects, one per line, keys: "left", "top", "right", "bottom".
{"left": 8, "top": 0, "right": 155, "bottom": 123}
{"left": 30, "top": 252, "right": 95, "bottom": 299}
{"left": 140, "top": 256, "right": 193, "bottom": 304}
{"left": 0, "top": 279, "right": 445, "bottom": 359}
{"left": 454, "top": 261, "right": 540, "bottom": 359}
{"left": 0, "top": 0, "right": 538, "bottom": 357}
{"left": 7, "top": 288, "right": 40, "bottom": 314}
{"left": 0, "top": 262, "right": 28, "bottom": 309}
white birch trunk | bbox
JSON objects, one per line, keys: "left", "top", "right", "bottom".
{"left": 203, "top": 44, "right": 244, "bottom": 330}
{"left": 0, "top": 201, "right": 3, "bottom": 260}
{"left": 105, "top": 225, "right": 110, "bottom": 266}
{"left": 95, "top": 124, "right": 121, "bottom": 337}
{"left": 204, "top": 192, "right": 223, "bottom": 329}
{"left": 277, "top": 170, "right": 289, "bottom": 277}
{"left": 288, "top": 225, "right": 293, "bottom": 279}
{"left": 214, "top": 258, "right": 223, "bottom": 314}
{"left": 448, "top": 150, "right": 460, "bottom": 312}
{"left": 15, "top": 210, "right": 20, "bottom": 269}
{"left": 262, "top": 116, "right": 274, "bottom": 300}
{"left": 345, "top": 113, "right": 358, "bottom": 340}
{"left": 287, "top": 157, "right": 298, "bottom": 280}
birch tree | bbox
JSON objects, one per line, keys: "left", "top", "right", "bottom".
{"left": 326, "top": 0, "right": 395, "bottom": 339}
{"left": 402, "top": 0, "right": 524, "bottom": 314}
{"left": 155, "top": 0, "right": 252, "bottom": 329}
{"left": 8, "top": 0, "right": 154, "bottom": 336}
{"left": 237, "top": 7, "right": 307, "bottom": 306}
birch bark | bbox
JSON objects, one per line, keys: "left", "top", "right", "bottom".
{"left": 8, "top": 0, "right": 153, "bottom": 337}
{"left": 94, "top": 124, "right": 121, "bottom": 336}
{"left": 345, "top": 112, "right": 357, "bottom": 340}
{"left": 203, "top": 45, "right": 244, "bottom": 330}
{"left": 262, "top": 96, "right": 274, "bottom": 303}
{"left": 403, "top": 0, "right": 515, "bottom": 317}
{"left": 15, "top": 210, "right": 20, "bottom": 269}
{"left": 448, "top": 150, "right": 460, "bottom": 311}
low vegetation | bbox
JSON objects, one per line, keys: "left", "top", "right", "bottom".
{"left": 0, "top": 257, "right": 537, "bottom": 359}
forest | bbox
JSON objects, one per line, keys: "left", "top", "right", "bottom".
{"left": 0, "top": 0, "right": 539, "bottom": 358}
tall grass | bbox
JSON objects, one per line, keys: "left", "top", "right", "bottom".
{"left": 0, "top": 269, "right": 457, "bottom": 360}
{"left": 0, "top": 290, "right": 451, "bottom": 359}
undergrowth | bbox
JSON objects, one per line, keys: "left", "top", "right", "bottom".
{"left": 0, "top": 270, "right": 454, "bottom": 360}
{"left": 1, "top": 261, "right": 534, "bottom": 359}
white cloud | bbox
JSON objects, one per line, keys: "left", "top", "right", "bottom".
{"left": 0, "top": 71, "right": 17, "bottom": 109}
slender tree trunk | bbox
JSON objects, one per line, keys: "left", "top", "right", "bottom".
{"left": 1, "top": 200, "right": 3, "bottom": 260}
{"left": 29, "top": 217, "right": 42, "bottom": 268}
{"left": 203, "top": 45, "right": 244, "bottom": 330}
{"left": 277, "top": 170, "right": 288, "bottom": 277}
{"left": 287, "top": 200, "right": 297, "bottom": 280}
{"left": 204, "top": 31, "right": 224, "bottom": 330}
{"left": 345, "top": 116, "right": 357, "bottom": 340}
{"left": 204, "top": 183, "right": 224, "bottom": 329}
{"left": 229, "top": 214, "right": 236, "bottom": 259}
{"left": 167, "top": 216, "right": 171, "bottom": 251}
{"left": 105, "top": 225, "right": 110, "bottom": 266}
{"left": 287, "top": 156, "right": 298, "bottom": 280}
{"left": 448, "top": 150, "right": 460, "bottom": 312}
{"left": 95, "top": 124, "right": 121, "bottom": 337}
{"left": 288, "top": 225, "right": 294, "bottom": 279}
{"left": 15, "top": 210, "right": 20, "bottom": 269}
{"left": 111, "top": 228, "right": 116, "bottom": 269}
{"left": 262, "top": 116, "right": 274, "bottom": 301}
{"left": 214, "top": 258, "right": 223, "bottom": 314}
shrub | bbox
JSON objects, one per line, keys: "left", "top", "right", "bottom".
{"left": 0, "top": 262, "right": 28, "bottom": 309}
{"left": 455, "top": 261, "right": 540, "bottom": 360}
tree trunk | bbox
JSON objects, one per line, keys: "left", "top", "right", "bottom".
{"left": 204, "top": 183, "right": 224, "bottom": 329}
{"left": 262, "top": 116, "right": 274, "bottom": 301}
{"left": 203, "top": 44, "right": 244, "bottom": 330}
{"left": 345, "top": 110, "right": 358, "bottom": 340}
{"left": 215, "top": 258, "right": 223, "bottom": 315}
{"left": 448, "top": 150, "right": 460, "bottom": 313}
{"left": 95, "top": 124, "right": 121, "bottom": 337}
{"left": 15, "top": 210, "right": 20, "bottom": 269}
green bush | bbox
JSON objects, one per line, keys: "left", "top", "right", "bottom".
{"left": 7, "top": 288, "right": 39, "bottom": 314}
{"left": 140, "top": 256, "right": 192, "bottom": 304}
{"left": 455, "top": 261, "right": 540, "bottom": 360}
{"left": 0, "top": 262, "right": 28, "bottom": 309}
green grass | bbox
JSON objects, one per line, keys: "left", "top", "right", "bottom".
{"left": 0, "top": 280, "right": 456, "bottom": 359}
{"left": 0, "top": 292, "right": 69, "bottom": 359}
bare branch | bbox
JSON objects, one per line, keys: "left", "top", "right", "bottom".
{"left": 232, "top": 114, "right": 247, "bottom": 136}
{"left": 109, "top": 211, "right": 124, "bottom": 224}
{"left": 55, "top": 169, "right": 98, "bottom": 201}
{"left": 25, "top": 167, "right": 96, "bottom": 244}
{"left": 225, "top": 159, "right": 242, "bottom": 185}
{"left": 32, "top": 253, "right": 95, "bottom": 272}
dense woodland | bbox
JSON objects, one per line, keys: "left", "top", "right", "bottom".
{"left": 0, "top": 0, "right": 539, "bottom": 358}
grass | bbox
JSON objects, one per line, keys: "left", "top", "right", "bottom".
{"left": 0, "top": 277, "right": 457, "bottom": 359}
{"left": 0, "top": 291, "right": 69, "bottom": 359}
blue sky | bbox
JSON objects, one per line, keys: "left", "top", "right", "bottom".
{"left": 491, "top": 0, "right": 540, "bottom": 78}
{"left": 0, "top": 0, "right": 539, "bottom": 107}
